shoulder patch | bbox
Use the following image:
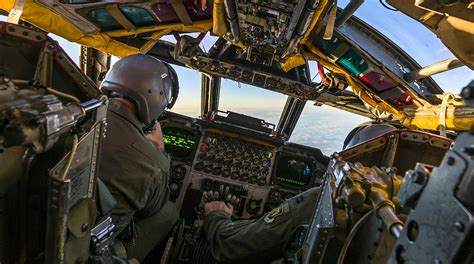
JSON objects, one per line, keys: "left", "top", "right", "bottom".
{"left": 264, "top": 202, "right": 289, "bottom": 224}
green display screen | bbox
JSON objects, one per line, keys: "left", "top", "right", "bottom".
{"left": 163, "top": 127, "right": 196, "bottom": 158}
{"left": 276, "top": 156, "right": 312, "bottom": 187}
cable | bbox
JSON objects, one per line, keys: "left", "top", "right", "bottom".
{"left": 345, "top": 205, "right": 354, "bottom": 236}
{"left": 46, "top": 87, "right": 81, "bottom": 103}
{"left": 379, "top": 0, "right": 398, "bottom": 11}
{"left": 11, "top": 79, "right": 30, "bottom": 85}
{"left": 318, "top": 62, "right": 330, "bottom": 85}
{"left": 337, "top": 210, "right": 375, "bottom": 264}
{"left": 12, "top": 80, "right": 81, "bottom": 103}
{"left": 60, "top": 134, "right": 78, "bottom": 180}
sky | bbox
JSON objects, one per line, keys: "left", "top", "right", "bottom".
{"left": 1, "top": 2, "right": 473, "bottom": 154}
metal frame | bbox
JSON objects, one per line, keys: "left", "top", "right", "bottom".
{"left": 200, "top": 74, "right": 221, "bottom": 118}
{"left": 275, "top": 65, "right": 311, "bottom": 140}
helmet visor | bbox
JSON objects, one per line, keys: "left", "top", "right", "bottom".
{"left": 164, "top": 63, "right": 179, "bottom": 109}
{"left": 163, "top": 80, "right": 172, "bottom": 106}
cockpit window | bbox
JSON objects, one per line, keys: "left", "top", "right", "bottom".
{"left": 288, "top": 64, "right": 367, "bottom": 155}
{"left": 118, "top": 6, "right": 157, "bottom": 28}
{"left": 169, "top": 65, "right": 287, "bottom": 122}
{"left": 85, "top": 8, "right": 122, "bottom": 31}
{"left": 219, "top": 79, "right": 287, "bottom": 126}
{"left": 168, "top": 65, "right": 202, "bottom": 117}
{"left": 290, "top": 102, "right": 369, "bottom": 155}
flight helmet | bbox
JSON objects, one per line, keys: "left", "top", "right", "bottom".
{"left": 100, "top": 54, "right": 179, "bottom": 125}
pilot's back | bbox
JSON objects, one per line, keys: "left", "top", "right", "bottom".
{"left": 98, "top": 98, "right": 170, "bottom": 233}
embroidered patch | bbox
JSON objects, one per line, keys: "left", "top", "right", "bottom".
{"left": 264, "top": 203, "right": 289, "bottom": 224}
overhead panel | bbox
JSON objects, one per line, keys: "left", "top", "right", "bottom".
{"left": 315, "top": 36, "right": 410, "bottom": 107}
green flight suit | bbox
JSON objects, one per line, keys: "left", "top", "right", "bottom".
{"left": 98, "top": 99, "right": 178, "bottom": 261}
{"left": 204, "top": 187, "right": 320, "bottom": 263}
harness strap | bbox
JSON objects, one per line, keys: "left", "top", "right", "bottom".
{"left": 439, "top": 93, "right": 454, "bottom": 137}
{"left": 7, "top": 0, "right": 26, "bottom": 24}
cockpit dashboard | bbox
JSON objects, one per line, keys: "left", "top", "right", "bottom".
{"left": 160, "top": 112, "right": 328, "bottom": 220}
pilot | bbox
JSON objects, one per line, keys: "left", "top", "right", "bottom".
{"left": 203, "top": 122, "right": 397, "bottom": 263}
{"left": 98, "top": 54, "right": 179, "bottom": 262}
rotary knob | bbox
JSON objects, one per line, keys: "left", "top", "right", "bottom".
{"left": 221, "top": 169, "right": 231, "bottom": 178}
{"left": 257, "top": 178, "right": 267, "bottom": 186}
{"left": 206, "top": 154, "right": 215, "bottom": 161}
{"left": 269, "top": 190, "right": 283, "bottom": 204}
{"left": 171, "top": 165, "right": 186, "bottom": 181}
{"left": 194, "top": 162, "right": 204, "bottom": 171}
{"left": 253, "top": 157, "right": 261, "bottom": 164}
{"left": 212, "top": 166, "right": 222, "bottom": 175}
{"left": 240, "top": 173, "right": 249, "bottom": 182}
{"left": 246, "top": 199, "right": 262, "bottom": 215}
{"left": 248, "top": 176, "right": 258, "bottom": 184}
{"left": 215, "top": 156, "right": 224, "bottom": 164}
{"left": 197, "top": 153, "right": 206, "bottom": 161}
{"left": 262, "top": 160, "right": 270, "bottom": 168}
{"left": 231, "top": 171, "right": 240, "bottom": 180}
{"left": 170, "top": 182, "right": 180, "bottom": 192}
{"left": 203, "top": 164, "right": 213, "bottom": 173}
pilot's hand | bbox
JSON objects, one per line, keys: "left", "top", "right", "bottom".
{"left": 146, "top": 122, "right": 165, "bottom": 150}
{"left": 204, "top": 201, "right": 233, "bottom": 216}
{"left": 202, "top": 187, "right": 241, "bottom": 207}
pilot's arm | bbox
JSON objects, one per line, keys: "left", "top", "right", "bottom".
{"left": 203, "top": 187, "right": 320, "bottom": 263}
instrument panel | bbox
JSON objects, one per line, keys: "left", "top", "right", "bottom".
{"left": 194, "top": 130, "right": 274, "bottom": 186}
{"left": 160, "top": 112, "right": 328, "bottom": 220}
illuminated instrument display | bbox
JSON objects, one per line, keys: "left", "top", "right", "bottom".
{"left": 275, "top": 156, "right": 312, "bottom": 187}
{"left": 163, "top": 127, "right": 197, "bottom": 158}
